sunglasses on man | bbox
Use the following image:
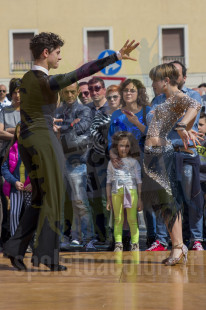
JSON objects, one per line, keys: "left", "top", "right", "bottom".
{"left": 0, "top": 90, "right": 6, "bottom": 93}
{"left": 79, "top": 91, "right": 90, "bottom": 97}
{"left": 88, "top": 86, "right": 102, "bottom": 93}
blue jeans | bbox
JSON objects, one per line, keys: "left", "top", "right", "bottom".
{"left": 143, "top": 207, "right": 169, "bottom": 247}
{"left": 66, "top": 155, "right": 94, "bottom": 243}
{"left": 143, "top": 207, "right": 156, "bottom": 239}
{"left": 155, "top": 214, "right": 169, "bottom": 246}
{"left": 200, "top": 182, "right": 206, "bottom": 241}
{"left": 156, "top": 152, "right": 204, "bottom": 245}
{"left": 179, "top": 153, "right": 203, "bottom": 242}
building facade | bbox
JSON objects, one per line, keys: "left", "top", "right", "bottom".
{"left": 1, "top": 0, "right": 206, "bottom": 97}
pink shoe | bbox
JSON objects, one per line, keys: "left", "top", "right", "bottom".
{"left": 146, "top": 240, "right": 167, "bottom": 251}
{"left": 192, "top": 241, "right": 204, "bottom": 251}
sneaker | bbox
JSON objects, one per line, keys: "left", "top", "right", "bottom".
{"left": 146, "top": 240, "right": 167, "bottom": 251}
{"left": 60, "top": 242, "right": 71, "bottom": 251}
{"left": 192, "top": 241, "right": 204, "bottom": 251}
{"left": 60, "top": 235, "right": 72, "bottom": 251}
{"left": 26, "top": 245, "right": 33, "bottom": 253}
{"left": 85, "top": 240, "right": 97, "bottom": 252}
{"left": 131, "top": 243, "right": 139, "bottom": 251}
{"left": 70, "top": 240, "right": 80, "bottom": 246}
{"left": 114, "top": 242, "right": 123, "bottom": 252}
{"left": 104, "top": 238, "right": 114, "bottom": 251}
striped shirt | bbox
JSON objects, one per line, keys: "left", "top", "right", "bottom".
{"left": 90, "top": 111, "right": 111, "bottom": 155}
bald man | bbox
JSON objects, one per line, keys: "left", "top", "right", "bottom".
{"left": 55, "top": 83, "right": 94, "bottom": 249}
{"left": 0, "top": 84, "right": 11, "bottom": 110}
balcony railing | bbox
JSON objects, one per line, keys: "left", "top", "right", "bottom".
{"left": 10, "top": 61, "right": 33, "bottom": 72}
{"left": 162, "top": 56, "right": 185, "bottom": 65}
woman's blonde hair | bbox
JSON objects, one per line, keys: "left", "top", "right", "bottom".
{"left": 149, "top": 63, "right": 179, "bottom": 86}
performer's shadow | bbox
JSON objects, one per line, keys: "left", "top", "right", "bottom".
{"left": 0, "top": 263, "right": 14, "bottom": 271}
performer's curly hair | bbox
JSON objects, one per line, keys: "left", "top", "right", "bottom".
{"left": 30, "top": 32, "right": 64, "bottom": 59}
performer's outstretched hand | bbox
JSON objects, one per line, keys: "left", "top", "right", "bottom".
{"left": 119, "top": 40, "right": 140, "bottom": 61}
{"left": 178, "top": 129, "right": 190, "bottom": 149}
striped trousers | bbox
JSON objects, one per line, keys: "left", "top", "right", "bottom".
{"left": 10, "top": 191, "right": 32, "bottom": 236}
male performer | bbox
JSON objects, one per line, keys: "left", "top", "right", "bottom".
{"left": 4, "top": 32, "right": 139, "bottom": 271}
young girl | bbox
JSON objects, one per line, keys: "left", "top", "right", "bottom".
{"left": 106, "top": 131, "right": 142, "bottom": 252}
{"left": 1, "top": 123, "right": 32, "bottom": 236}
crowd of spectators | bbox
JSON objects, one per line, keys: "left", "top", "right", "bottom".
{"left": 0, "top": 60, "right": 206, "bottom": 254}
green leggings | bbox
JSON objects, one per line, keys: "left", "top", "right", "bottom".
{"left": 112, "top": 188, "right": 139, "bottom": 244}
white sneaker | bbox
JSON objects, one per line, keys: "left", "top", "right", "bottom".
{"left": 70, "top": 240, "right": 80, "bottom": 246}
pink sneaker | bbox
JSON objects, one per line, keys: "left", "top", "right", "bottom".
{"left": 192, "top": 241, "right": 204, "bottom": 251}
{"left": 146, "top": 240, "right": 167, "bottom": 251}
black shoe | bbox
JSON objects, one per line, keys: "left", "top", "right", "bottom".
{"left": 38, "top": 263, "right": 67, "bottom": 271}
{"left": 31, "top": 258, "right": 67, "bottom": 271}
{"left": 47, "top": 264, "right": 67, "bottom": 271}
{"left": 9, "top": 256, "right": 27, "bottom": 271}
